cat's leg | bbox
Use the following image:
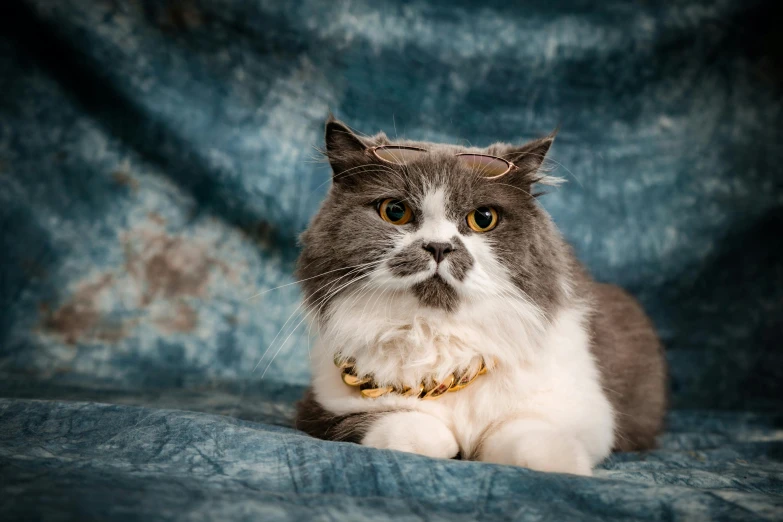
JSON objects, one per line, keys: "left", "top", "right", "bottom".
{"left": 296, "top": 388, "right": 382, "bottom": 443}
{"left": 477, "top": 417, "right": 593, "bottom": 476}
{"left": 362, "top": 411, "right": 459, "bottom": 459}
{"left": 296, "top": 389, "right": 459, "bottom": 458}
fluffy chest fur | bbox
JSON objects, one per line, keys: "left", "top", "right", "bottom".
{"left": 311, "top": 290, "right": 615, "bottom": 463}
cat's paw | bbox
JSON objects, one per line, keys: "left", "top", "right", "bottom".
{"left": 362, "top": 411, "right": 459, "bottom": 459}
{"left": 479, "top": 419, "right": 593, "bottom": 476}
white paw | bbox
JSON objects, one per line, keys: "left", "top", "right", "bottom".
{"left": 362, "top": 411, "right": 459, "bottom": 459}
{"left": 479, "top": 419, "right": 593, "bottom": 476}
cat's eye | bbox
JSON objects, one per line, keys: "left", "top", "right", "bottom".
{"left": 467, "top": 207, "right": 498, "bottom": 232}
{"left": 379, "top": 199, "right": 413, "bottom": 225}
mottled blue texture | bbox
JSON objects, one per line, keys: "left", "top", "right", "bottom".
{"left": 2, "top": 397, "right": 783, "bottom": 521}
{"left": 0, "top": 0, "right": 781, "bottom": 520}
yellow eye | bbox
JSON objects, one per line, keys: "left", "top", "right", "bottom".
{"left": 379, "top": 199, "right": 413, "bottom": 225}
{"left": 467, "top": 207, "right": 498, "bottom": 232}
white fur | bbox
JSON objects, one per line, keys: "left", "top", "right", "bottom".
{"left": 361, "top": 411, "right": 459, "bottom": 459}
{"left": 479, "top": 417, "right": 593, "bottom": 476}
{"left": 406, "top": 187, "right": 460, "bottom": 244}
{"left": 309, "top": 186, "right": 615, "bottom": 476}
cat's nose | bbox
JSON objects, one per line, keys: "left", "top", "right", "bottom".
{"left": 422, "top": 242, "right": 454, "bottom": 264}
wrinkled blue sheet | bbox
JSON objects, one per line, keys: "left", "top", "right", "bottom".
{"left": 1, "top": 0, "right": 781, "bottom": 520}
{"left": 2, "top": 396, "right": 783, "bottom": 521}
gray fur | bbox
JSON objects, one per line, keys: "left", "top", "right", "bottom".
{"left": 587, "top": 282, "right": 668, "bottom": 451}
{"left": 295, "top": 389, "right": 385, "bottom": 443}
{"left": 295, "top": 117, "right": 667, "bottom": 452}
{"left": 443, "top": 236, "right": 472, "bottom": 282}
{"left": 413, "top": 275, "right": 459, "bottom": 312}
{"left": 386, "top": 241, "right": 433, "bottom": 277}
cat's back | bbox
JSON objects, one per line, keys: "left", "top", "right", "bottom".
{"left": 587, "top": 282, "right": 667, "bottom": 451}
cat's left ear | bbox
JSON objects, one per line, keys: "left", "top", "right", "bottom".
{"left": 499, "top": 130, "right": 560, "bottom": 186}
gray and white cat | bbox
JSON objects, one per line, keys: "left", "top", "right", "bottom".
{"left": 295, "top": 116, "right": 666, "bottom": 475}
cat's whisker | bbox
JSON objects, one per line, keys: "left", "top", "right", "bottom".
{"left": 306, "top": 262, "right": 385, "bottom": 307}
{"left": 487, "top": 278, "right": 549, "bottom": 327}
{"left": 498, "top": 151, "right": 575, "bottom": 187}
{"left": 246, "top": 260, "right": 386, "bottom": 301}
{"left": 321, "top": 270, "right": 382, "bottom": 340}
{"left": 309, "top": 264, "right": 384, "bottom": 329}
{"left": 333, "top": 162, "right": 399, "bottom": 180}
{"left": 356, "top": 277, "right": 388, "bottom": 333}
{"left": 469, "top": 155, "right": 497, "bottom": 180}
{"left": 538, "top": 156, "right": 577, "bottom": 187}
{"left": 491, "top": 183, "right": 535, "bottom": 198}
{"left": 253, "top": 267, "right": 378, "bottom": 372}
{"left": 257, "top": 274, "right": 366, "bottom": 370}
{"left": 252, "top": 264, "right": 377, "bottom": 372}
{"left": 297, "top": 264, "right": 386, "bottom": 360}
{"left": 301, "top": 266, "right": 383, "bottom": 349}
{"left": 260, "top": 271, "right": 375, "bottom": 378}
{"left": 310, "top": 162, "right": 403, "bottom": 195}
{"left": 258, "top": 269, "right": 375, "bottom": 376}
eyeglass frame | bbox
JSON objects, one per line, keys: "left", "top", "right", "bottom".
{"left": 367, "top": 145, "right": 519, "bottom": 180}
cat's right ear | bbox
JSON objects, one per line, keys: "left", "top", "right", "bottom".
{"left": 324, "top": 116, "right": 368, "bottom": 181}
{"left": 325, "top": 116, "right": 365, "bottom": 155}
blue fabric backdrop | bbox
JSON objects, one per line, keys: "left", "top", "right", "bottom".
{"left": 1, "top": 0, "right": 781, "bottom": 520}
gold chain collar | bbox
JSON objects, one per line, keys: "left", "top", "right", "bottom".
{"left": 333, "top": 354, "right": 489, "bottom": 400}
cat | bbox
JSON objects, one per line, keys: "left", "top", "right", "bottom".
{"left": 294, "top": 116, "right": 667, "bottom": 476}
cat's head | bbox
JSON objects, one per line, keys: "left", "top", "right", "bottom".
{"left": 297, "top": 116, "right": 571, "bottom": 320}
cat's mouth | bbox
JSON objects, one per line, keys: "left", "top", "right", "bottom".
{"left": 411, "top": 274, "right": 460, "bottom": 312}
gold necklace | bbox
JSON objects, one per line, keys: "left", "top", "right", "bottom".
{"left": 333, "top": 354, "right": 488, "bottom": 400}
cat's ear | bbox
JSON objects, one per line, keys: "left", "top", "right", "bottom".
{"left": 324, "top": 116, "right": 368, "bottom": 180}
{"left": 324, "top": 115, "right": 388, "bottom": 185}
{"left": 325, "top": 116, "right": 366, "bottom": 157}
{"left": 506, "top": 132, "right": 556, "bottom": 174}
{"left": 500, "top": 130, "right": 562, "bottom": 188}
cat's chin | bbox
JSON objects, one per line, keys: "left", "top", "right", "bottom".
{"left": 411, "top": 274, "right": 460, "bottom": 312}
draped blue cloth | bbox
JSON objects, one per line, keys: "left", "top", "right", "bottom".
{"left": 1, "top": 1, "right": 781, "bottom": 520}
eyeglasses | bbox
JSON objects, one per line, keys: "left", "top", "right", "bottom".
{"left": 368, "top": 145, "right": 518, "bottom": 179}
